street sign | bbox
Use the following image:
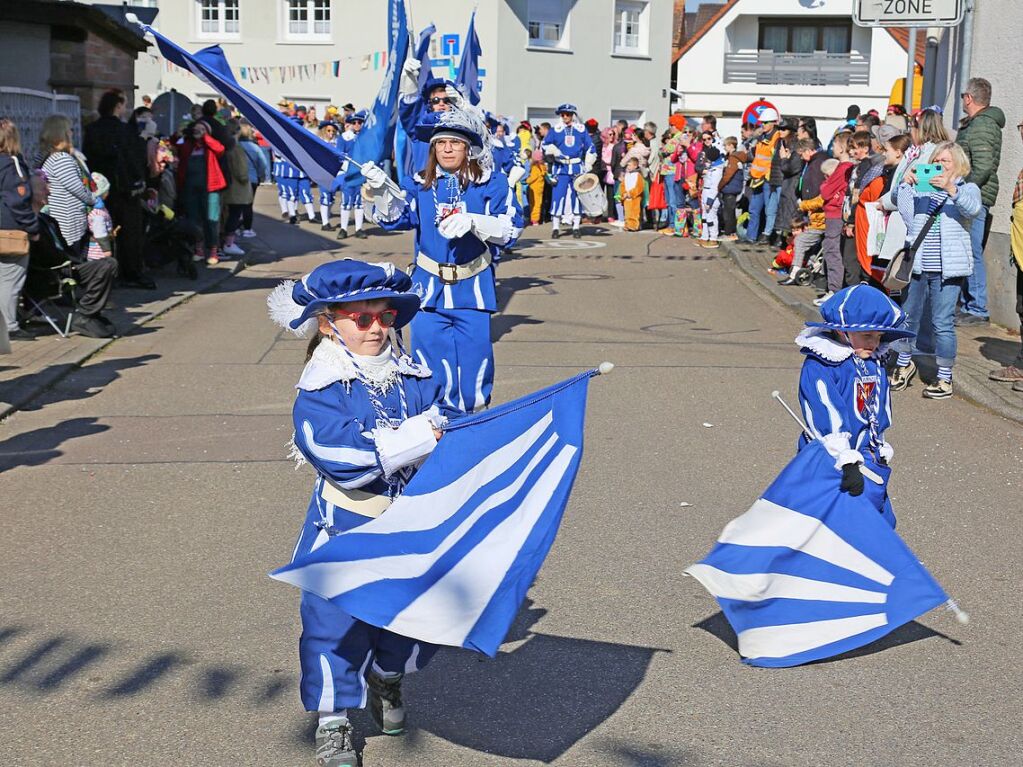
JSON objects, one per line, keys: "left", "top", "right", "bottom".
{"left": 854, "top": 0, "right": 964, "bottom": 27}
{"left": 742, "top": 99, "right": 780, "bottom": 127}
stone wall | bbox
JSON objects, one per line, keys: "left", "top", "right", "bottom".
{"left": 50, "top": 26, "right": 138, "bottom": 118}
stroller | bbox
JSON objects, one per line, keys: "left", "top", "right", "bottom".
{"left": 791, "top": 239, "right": 827, "bottom": 293}
{"left": 141, "top": 197, "right": 202, "bottom": 280}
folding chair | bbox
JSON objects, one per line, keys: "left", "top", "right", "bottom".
{"left": 22, "top": 214, "right": 79, "bottom": 338}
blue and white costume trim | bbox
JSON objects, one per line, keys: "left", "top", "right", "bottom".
{"left": 540, "top": 118, "right": 595, "bottom": 230}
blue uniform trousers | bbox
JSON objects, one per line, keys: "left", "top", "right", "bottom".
{"left": 410, "top": 307, "right": 493, "bottom": 413}
{"left": 550, "top": 175, "right": 580, "bottom": 218}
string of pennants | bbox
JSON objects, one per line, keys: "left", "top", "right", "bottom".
{"left": 162, "top": 50, "right": 390, "bottom": 84}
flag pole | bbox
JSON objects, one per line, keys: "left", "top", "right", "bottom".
{"left": 404, "top": 0, "right": 416, "bottom": 57}
{"left": 344, "top": 155, "right": 405, "bottom": 197}
{"left": 771, "top": 391, "right": 812, "bottom": 439}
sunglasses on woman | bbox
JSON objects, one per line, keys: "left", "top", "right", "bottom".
{"left": 429, "top": 96, "right": 455, "bottom": 106}
{"left": 331, "top": 308, "right": 399, "bottom": 330}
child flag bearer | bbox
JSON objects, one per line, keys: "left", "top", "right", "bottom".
{"left": 268, "top": 260, "right": 461, "bottom": 767}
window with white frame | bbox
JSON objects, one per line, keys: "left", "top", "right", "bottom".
{"left": 613, "top": 0, "right": 649, "bottom": 56}
{"left": 527, "top": 0, "right": 569, "bottom": 50}
{"left": 197, "top": 0, "right": 240, "bottom": 38}
{"left": 285, "top": 0, "right": 332, "bottom": 40}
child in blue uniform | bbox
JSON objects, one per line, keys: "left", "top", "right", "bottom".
{"left": 795, "top": 285, "right": 915, "bottom": 527}
{"left": 268, "top": 260, "right": 460, "bottom": 767}
{"left": 361, "top": 106, "right": 523, "bottom": 413}
{"left": 316, "top": 121, "right": 340, "bottom": 230}
{"left": 541, "top": 103, "right": 596, "bottom": 239}
{"left": 335, "top": 109, "right": 368, "bottom": 240}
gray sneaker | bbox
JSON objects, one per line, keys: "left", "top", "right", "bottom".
{"left": 889, "top": 361, "right": 917, "bottom": 391}
{"left": 314, "top": 719, "right": 357, "bottom": 767}
{"left": 367, "top": 672, "right": 405, "bottom": 735}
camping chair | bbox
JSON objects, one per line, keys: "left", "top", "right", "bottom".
{"left": 23, "top": 214, "right": 79, "bottom": 338}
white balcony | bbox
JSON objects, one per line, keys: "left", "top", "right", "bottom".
{"left": 724, "top": 51, "right": 871, "bottom": 87}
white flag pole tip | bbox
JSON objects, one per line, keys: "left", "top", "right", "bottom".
{"left": 946, "top": 598, "right": 970, "bottom": 625}
{"left": 125, "top": 12, "right": 139, "bottom": 24}
{"left": 597, "top": 362, "right": 615, "bottom": 375}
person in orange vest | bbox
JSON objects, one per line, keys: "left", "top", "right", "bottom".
{"left": 735, "top": 108, "right": 781, "bottom": 244}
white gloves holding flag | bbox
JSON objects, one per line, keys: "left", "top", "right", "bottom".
{"left": 361, "top": 161, "right": 406, "bottom": 222}
{"left": 361, "top": 160, "right": 390, "bottom": 191}
{"left": 400, "top": 59, "right": 420, "bottom": 100}
{"left": 438, "top": 212, "right": 514, "bottom": 245}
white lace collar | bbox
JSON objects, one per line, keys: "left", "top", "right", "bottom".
{"left": 296, "top": 338, "right": 430, "bottom": 392}
{"left": 553, "top": 121, "right": 584, "bottom": 134}
{"left": 795, "top": 328, "right": 888, "bottom": 363}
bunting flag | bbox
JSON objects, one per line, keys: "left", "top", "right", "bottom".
{"left": 271, "top": 370, "right": 596, "bottom": 657}
{"left": 455, "top": 10, "right": 482, "bottom": 105}
{"left": 685, "top": 439, "right": 955, "bottom": 668}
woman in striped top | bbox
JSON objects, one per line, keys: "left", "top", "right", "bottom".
{"left": 35, "top": 114, "right": 95, "bottom": 252}
{"left": 891, "top": 142, "right": 982, "bottom": 399}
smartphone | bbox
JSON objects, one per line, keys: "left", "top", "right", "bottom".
{"left": 914, "top": 163, "right": 943, "bottom": 192}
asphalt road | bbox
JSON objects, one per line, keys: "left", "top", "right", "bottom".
{"left": 1, "top": 195, "right": 1020, "bottom": 766}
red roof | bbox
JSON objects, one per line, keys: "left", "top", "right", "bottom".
{"left": 672, "top": 0, "right": 739, "bottom": 63}
{"left": 886, "top": 28, "right": 927, "bottom": 68}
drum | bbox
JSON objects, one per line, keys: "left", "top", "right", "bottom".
{"left": 573, "top": 173, "right": 606, "bottom": 217}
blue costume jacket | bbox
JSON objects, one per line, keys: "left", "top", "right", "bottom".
{"left": 378, "top": 169, "right": 523, "bottom": 312}
{"left": 541, "top": 121, "right": 595, "bottom": 178}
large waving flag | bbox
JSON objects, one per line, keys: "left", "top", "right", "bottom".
{"left": 271, "top": 369, "right": 596, "bottom": 657}
{"left": 686, "top": 440, "right": 955, "bottom": 667}
{"left": 138, "top": 24, "right": 342, "bottom": 188}
{"left": 341, "top": 0, "right": 409, "bottom": 186}
{"left": 455, "top": 10, "right": 482, "bottom": 106}
{"left": 396, "top": 22, "right": 436, "bottom": 182}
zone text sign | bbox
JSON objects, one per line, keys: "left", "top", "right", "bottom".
{"left": 854, "top": 0, "right": 964, "bottom": 27}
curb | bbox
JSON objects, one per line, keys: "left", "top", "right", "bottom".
{"left": 0, "top": 261, "right": 245, "bottom": 422}
{"left": 720, "top": 240, "right": 1023, "bottom": 427}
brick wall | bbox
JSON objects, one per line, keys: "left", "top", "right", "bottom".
{"left": 50, "top": 29, "right": 138, "bottom": 118}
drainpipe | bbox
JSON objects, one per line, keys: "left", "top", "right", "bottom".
{"left": 922, "top": 27, "right": 944, "bottom": 105}
{"left": 955, "top": 0, "right": 976, "bottom": 124}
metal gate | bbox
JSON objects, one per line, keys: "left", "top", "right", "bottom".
{"left": 0, "top": 87, "right": 81, "bottom": 161}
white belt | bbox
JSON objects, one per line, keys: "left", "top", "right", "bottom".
{"left": 320, "top": 479, "right": 392, "bottom": 519}
{"left": 416, "top": 250, "right": 492, "bottom": 285}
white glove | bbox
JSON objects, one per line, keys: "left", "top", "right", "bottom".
{"left": 507, "top": 164, "right": 526, "bottom": 186}
{"left": 400, "top": 59, "right": 420, "bottom": 98}
{"left": 373, "top": 413, "right": 437, "bottom": 478}
{"left": 584, "top": 150, "right": 596, "bottom": 173}
{"left": 468, "top": 213, "right": 513, "bottom": 244}
{"left": 444, "top": 86, "right": 465, "bottom": 108}
{"left": 438, "top": 211, "right": 473, "bottom": 239}
{"left": 339, "top": 158, "right": 350, "bottom": 175}
{"left": 879, "top": 441, "right": 894, "bottom": 464}
{"left": 544, "top": 144, "right": 562, "bottom": 158}
{"left": 361, "top": 161, "right": 390, "bottom": 191}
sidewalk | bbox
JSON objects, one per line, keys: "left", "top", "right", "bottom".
{"left": 722, "top": 239, "right": 1023, "bottom": 426}
{"left": 0, "top": 234, "right": 277, "bottom": 419}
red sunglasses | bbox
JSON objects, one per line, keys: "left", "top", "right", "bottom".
{"left": 331, "top": 308, "right": 399, "bottom": 330}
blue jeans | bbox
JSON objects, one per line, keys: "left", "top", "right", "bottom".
{"left": 897, "top": 271, "right": 965, "bottom": 369}
{"left": 961, "top": 204, "right": 989, "bottom": 317}
{"left": 745, "top": 184, "right": 781, "bottom": 240}
{"left": 764, "top": 184, "right": 782, "bottom": 237}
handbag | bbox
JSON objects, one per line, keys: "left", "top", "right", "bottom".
{"left": 647, "top": 177, "right": 666, "bottom": 210}
{"left": 0, "top": 229, "right": 29, "bottom": 257}
{"left": 882, "top": 195, "right": 947, "bottom": 291}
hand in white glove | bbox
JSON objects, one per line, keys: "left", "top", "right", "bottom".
{"left": 438, "top": 211, "right": 473, "bottom": 239}
{"left": 339, "top": 158, "right": 350, "bottom": 175}
{"left": 361, "top": 161, "right": 390, "bottom": 191}
{"left": 544, "top": 144, "right": 562, "bottom": 158}
{"left": 403, "top": 59, "right": 421, "bottom": 76}
{"left": 400, "top": 59, "right": 421, "bottom": 98}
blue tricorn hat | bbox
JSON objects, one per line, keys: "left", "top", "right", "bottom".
{"left": 346, "top": 109, "right": 368, "bottom": 124}
{"left": 555, "top": 103, "right": 578, "bottom": 115}
{"left": 268, "top": 260, "right": 421, "bottom": 335}
{"left": 422, "top": 77, "right": 456, "bottom": 99}
{"left": 806, "top": 285, "right": 915, "bottom": 342}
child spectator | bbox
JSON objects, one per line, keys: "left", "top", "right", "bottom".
{"left": 847, "top": 129, "right": 887, "bottom": 285}
{"left": 698, "top": 143, "right": 724, "bottom": 248}
{"left": 86, "top": 172, "right": 115, "bottom": 261}
{"left": 617, "top": 157, "right": 645, "bottom": 231}
{"left": 781, "top": 139, "right": 827, "bottom": 285}
{"left": 771, "top": 217, "right": 806, "bottom": 275}
{"left": 812, "top": 149, "right": 853, "bottom": 305}
{"left": 719, "top": 136, "right": 743, "bottom": 240}
{"left": 526, "top": 149, "right": 547, "bottom": 226}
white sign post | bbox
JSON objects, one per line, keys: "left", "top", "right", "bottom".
{"left": 853, "top": 0, "right": 964, "bottom": 27}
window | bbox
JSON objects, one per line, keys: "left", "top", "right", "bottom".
{"left": 613, "top": 1, "right": 649, "bottom": 55}
{"left": 197, "top": 0, "right": 240, "bottom": 38}
{"left": 285, "top": 0, "right": 331, "bottom": 40}
{"left": 758, "top": 19, "right": 851, "bottom": 54}
{"left": 528, "top": 0, "right": 569, "bottom": 50}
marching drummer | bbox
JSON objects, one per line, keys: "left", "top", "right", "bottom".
{"left": 541, "top": 103, "right": 596, "bottom": 239}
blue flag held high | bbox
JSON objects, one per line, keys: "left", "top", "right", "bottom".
{"left": 686, "top": 440, "right": 957, "bottom": 668}
{"left": 271, "top": 370, "right": 596, "bottom": 657}
{"left": 455, "top": 10, "right": 482, "bottom": 106}
{"left": 415, "top": 23, "right": 437, "bottom": 92}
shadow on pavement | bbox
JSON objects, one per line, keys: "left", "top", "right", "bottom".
{"left": 8, "top": 353, "right": 160, "bottom": 414}
{"left": 976, "top": 335, "right": 1019, "bottom": 366}
{"left": 0, "top": 417, "right": 110, "bottom": 472}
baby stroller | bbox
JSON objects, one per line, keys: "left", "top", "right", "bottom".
{"left": 141, "top": 200, "right": 202, "bottom": 280}
{"left": 792, "top": 239, "right": 826, "bottom": 293}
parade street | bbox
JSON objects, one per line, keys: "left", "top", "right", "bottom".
{"left": 1, "top": 195, "right": 1020, "bottom": 767}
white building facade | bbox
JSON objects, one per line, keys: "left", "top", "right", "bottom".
{"left": 118, "top": 0, "right": 673, "bottom": 128}
{"left": 673, "top": 0, "right": 914, "bottom": 138}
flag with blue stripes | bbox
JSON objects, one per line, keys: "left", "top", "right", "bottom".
{"left": 271, "top": 370, "right": 594, "bottom": 657}
{"left": 686, "top": 440, "right": 950, "bottom": 667}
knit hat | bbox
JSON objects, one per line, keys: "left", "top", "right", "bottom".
{"left": 806, "top": 285, "right": 915, "bottom": 342}
{"left": 91, "top": 172, "right": 110, "bottom": 198}
{"left": 267, "top": 260, "right": 421, "bottom": 337}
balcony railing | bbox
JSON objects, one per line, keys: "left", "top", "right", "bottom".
{"left": 723, "top": 51, "right": 870, "bottom": 86}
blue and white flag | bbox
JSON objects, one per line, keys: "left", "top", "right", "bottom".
{"left": 396, "top": 22, "right": 435, "bottom": 182}
{"left": 139, "top": 24, "right": 342, "bottom": 188}
{"left": 686, "top": 440, "right": 951, "bottom": 667}
{"left": 455, "top": 10, "right": 482, "bottom": 106}
{"left": 415, "top": 23, "right": 437, "bottom": 93}
{"left": 341, "top": 0, "right": 409, "bottom": 186}
{"left": 271, "top": 370, "right": 595, "bottom": 657}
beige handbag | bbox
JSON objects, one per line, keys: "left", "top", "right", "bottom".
{"left": 0, "top": 229, "right": 30, "bottom": 257}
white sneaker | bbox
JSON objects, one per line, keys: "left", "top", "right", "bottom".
{"left": 813, "top": 291, "right": 834, "bottom": 307}
{"left": 240, "top": 229, "right": 257, "bottom": 238}
{"left": 222, "top": 243, "right": 245, "bottom": 257}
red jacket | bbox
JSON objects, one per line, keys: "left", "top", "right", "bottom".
{"left": 819, "top": 161, "right": 852, "bottom": 219}
{"left": 176, "top": 132, "right": 227, "bottom": 193}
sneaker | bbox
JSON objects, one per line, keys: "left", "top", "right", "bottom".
{"left": 367, "top": 672, "right": 405, "bottom": 735}
{"left": 222, "top": 242, "right": 245, "bottom": 257}
{"left": 697, "top": 240, "right": 719, "bottom": 248}
{"left": 314, "top": 719, "right": 357, "bottom": 767}
{"left": 988, "top": 365, "right": 1023, "bottom": 383}
{"left": 551, "top": 230, "right": 561, "bottom": 239}
{"left": 336, "top": 228, "right": 348, "bottom": 240}
{"left": 954, "top": 312, "right": 988, "bottom": 327}
{"left": 240, "top": 229, "right": 257, "bottom": 238}
{"left": 289, "top": 215, "right": 298, "bottom": 225}
{"left": 193, "top": 252, "right": 205, "bottom": 262}
{"left": 889, "top": 360, "right": 917, "bottom": 391}
{"left": 206, "top": 254, "right": 220, "bottom": 266}
{"left": 722, "top": 233, "right": 739, "bottom": 241}
{"left": 8, "top": 326, "right": 36, "bottom": 341}
{"left": 658, "top": 227, "right": 674, "bottom": 235}
{"left": 777, "top": 276, "right": 797, "bottom": 285}
{"left": 320, "top": 223, "right": 336, "bottom": 232}
{"left": 354, "top": 229, "right": 367, "bottom": 239}
{"left": 813, "top": 291, "right": 834, "bottom": 307}
{"left": 922, "top": 379, "right": 953, "bottom": 399}
{"left": 572, "top": 229, "right": 581, "bottom": 239}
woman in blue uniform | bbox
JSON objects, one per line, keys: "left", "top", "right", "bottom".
{"left": 268, "top": 259, "right": 460, "bottom": 767}
{"left": 362, "top": 106, "right": 523, "bottom": 412}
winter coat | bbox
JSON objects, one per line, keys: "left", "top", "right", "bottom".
{"left": 240, "top": 138, "right": 270, "bottom": 185}
{"left": 720, "top": 154, "right": 744, "bottom": 195}
{"left": 82, "top": 116, "right": 145, "bottom": 197}
{"left": 0, "top": 153, "right": 39, "bottom": 235}
{"left": 175, "top": 133, "right": 227, "bottom": 194}
{"left": 776, "top": 144, "right": 805, "bottom": 230}
{"left": 222, "top": 145, "right": 254, "bottom": 205}
{"left": 956, "top": 106, "right": 1005, "bottom": 207}
{"left": 818, "top": 162, "right": 853, "bottom": 220}
{"left": 880, "top": 141, "right": 939, "bottom": 210}
{"left": 896, "top": 180, "right": 982, "bottom": 278}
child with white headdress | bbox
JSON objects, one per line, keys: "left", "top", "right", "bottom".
{"left": 268, "top": 259, "right": 461, "bottom": 767}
